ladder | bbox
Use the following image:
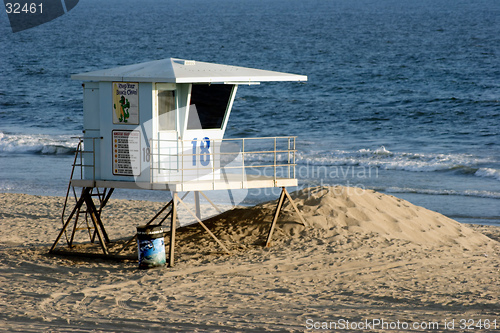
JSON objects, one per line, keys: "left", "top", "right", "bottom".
{"left": 51, "top": 140, "right": 113, "bottom": 255}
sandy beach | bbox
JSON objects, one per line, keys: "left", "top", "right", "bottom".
{"left": 1, "top": 186, "right": 499, "bottom": 332}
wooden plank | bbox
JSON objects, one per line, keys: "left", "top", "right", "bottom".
{"left": 84, "top": 193, "right": 109, "bottom": 255}
{"left": 194, "top": 191, "right": 201, "bottom": 220}
{"left": 50, "top": 187, "right": 91, "bottom": 253}
{"left": 68, "top": 209, "right": 82, "bottom": 247}
{"left": 177, "top": 197, "right": 231, "bottom": 255}
{"left": 92, "top": 188, "right": 110, "bottom": 243}
{"left": 168, "top": 193, "right": 178, "bottom": 267}
{"left": 113, "top": 199, "right": 173, "bottom": 255}
{"left": 265, "top": 187, "right": 286, "bottom": 247}
{"left": 200, "top": 191, "right": 222, "bottom": 213}
{"left": 283, "top": 187, "right": 306, "bottom": 226}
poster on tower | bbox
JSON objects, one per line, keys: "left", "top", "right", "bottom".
{"left": 112, "top": 82, "right": 139, "bottom": 124}
{"left": 112, "top": 130, "right": 141, "bottom": 176}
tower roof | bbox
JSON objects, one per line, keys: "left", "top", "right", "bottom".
{"left": 71, "top": 58, "right": 307, "bottom": 84}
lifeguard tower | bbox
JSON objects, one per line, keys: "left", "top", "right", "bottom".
{"left": 50, "top": 58, "right": 307, "bottom": 265}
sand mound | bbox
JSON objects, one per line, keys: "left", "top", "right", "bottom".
{"left": 189, "top": 186, "right": 495, "bottom": 251}
{"left": 292, "top": 186, "right": 494, "bottom": 248}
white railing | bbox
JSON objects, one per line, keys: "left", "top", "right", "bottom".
{"left": 70, "top": 136, "right": 297, "bottom": 186}
{"left": 149, "top": 136, "right": 297, "bottom": 184}
{"left": 71, "top": 136, "right": 101, "bottom": 181}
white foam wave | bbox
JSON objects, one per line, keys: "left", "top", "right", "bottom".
{"left": 475, "top": 168, "right": 500, "bottom": 181}
{"left": 0, "top": 132, "right": 77, "bottom": 155}
{"left": 382, "top": 187, "right": 500, "bottom": 199}
{"left": 295, "top": 146, "right": 493, "bottom": 173}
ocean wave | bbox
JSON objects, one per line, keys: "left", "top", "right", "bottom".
{"left": 0, "top": 132, "right": 77, "bottom": 155}
{"left": 380, "top": 187, "right": 500, "bottom": 200}
{"left": 475, "top": 168, "right": 500, "bottom": 181}
{"left": 242, "top": 146, "right": 499, "bottom": 183}
{"left": 294, "top": 146, "right": 494, "bottom": 174}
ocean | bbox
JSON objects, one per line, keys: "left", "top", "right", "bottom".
{"left": 1, "top": 0, "right": 499, "bottom": 225}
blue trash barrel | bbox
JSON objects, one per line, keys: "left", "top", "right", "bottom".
{"left": 137, "top": 225, "right": 166, "bottom": 269}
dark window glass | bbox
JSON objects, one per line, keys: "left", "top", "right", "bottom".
{"left": 187, "top": 84, "right": 233, "bottom": 130}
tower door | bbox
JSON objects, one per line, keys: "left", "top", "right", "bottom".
{"left": 153, "top": 83, "right": 179, "bottom": 182}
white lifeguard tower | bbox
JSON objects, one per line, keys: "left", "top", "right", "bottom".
{"left": 50, "top": 58, "right": 307, "bottom": 265}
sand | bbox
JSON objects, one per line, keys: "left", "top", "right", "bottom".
{"left": 0, "top": 186, "right": 499, "bottom": 332}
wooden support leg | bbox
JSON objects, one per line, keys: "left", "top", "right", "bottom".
{"left": 283, "top": 187, "right": 306, "bottom": 226}
{"left": 50, "top": 187, "right": 91, "bottom": 253}
{"left": 152, "top": 199, "right": 173, "bottom": 226}
{"left": 194, "top": 191, "right": 201, "bottom": 220}
{"left": 68, "top": 209, "right": 82, "bottom": 247}
{"left": 69, "top": 187, "right": 87, "bottom": 246}
{"left": 113, "top": 199, "right": 173, "bottom": 256}
{"left": 168, "top": 192, "right": 178, "bottom": 267}
{"left": 100, "top": 188, "right": 115, "bottom": 209}
{"left": 90, "top": 212, "right": 110, "bottom": 244}
{"left": 91, "top": 188, "right": 111, "bottom": 244}
{"left": 158, "top": 209, "right": 173, "bottom": 225}
{"left": 84, "top": 193, "right": 109, "bottom": 255}
{"left": 265, "top": 187, "right": 286, "bottom": 247}
{"left": 91, "top": 188, "right": 115, "bottom": 242}
{"left": 177, "top": 196, "right": 231, "bottom": 255}
{"left": 200, "top": 191, "right": 222, "bottom": 213}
